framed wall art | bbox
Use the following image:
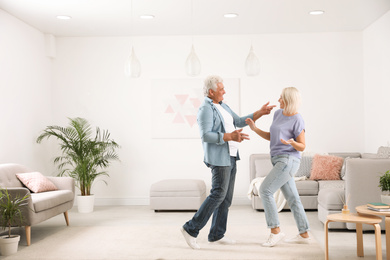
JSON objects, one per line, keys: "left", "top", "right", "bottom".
{"left": 151, "top": 78, "right": 240, "bottom": 139}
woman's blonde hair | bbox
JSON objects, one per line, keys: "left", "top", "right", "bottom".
{"left": 281, "top": 87, "right": 301, "bottom": 115}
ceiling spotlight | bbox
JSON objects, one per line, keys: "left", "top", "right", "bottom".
{"left": 56, "top": 15, "right": 72, "bottom": 20}
{"left": 224, "top": 13, "right": 238, "bottom": 18}
{"left": 309, "top": 10, "right": 324, "bottom": 15}
{"left": 140, "top": 15, "right": 155, "bottom": 19}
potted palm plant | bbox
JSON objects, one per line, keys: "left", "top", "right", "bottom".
{"left": 36, "top": 117, "right": 120, "bottom": 213}
{"left": 0, "top": 189, "right": 30, "bottom": 256}
{"left": 379, "top": 170, "right": 390, "bottom": 205}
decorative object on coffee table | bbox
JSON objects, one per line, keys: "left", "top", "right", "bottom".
{"left": 379, "top": 170, "right": 390, "bottom": 205}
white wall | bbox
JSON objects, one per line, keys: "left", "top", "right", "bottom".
{"left": 4, "top": 7, "right": 382, "bottom": 205}
{"left": 51, "top": 32, "right": 364, "bottom": 205}
{"left": 0, "top": 10, "right": 52, "bottom": 172}
{"left": 363, "top": 10, "right": 390, "bottom": 153}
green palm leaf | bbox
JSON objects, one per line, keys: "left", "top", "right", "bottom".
{"left": 37, "top": 118, "right": 120, "bottom": 196}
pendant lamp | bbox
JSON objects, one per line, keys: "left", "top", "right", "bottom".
{"left": 124, "top": 0, "right": 141, "bottom": 78}
{"left": 124, "top": 47, "right": 141, "bottom": 78}
{"left": 245, "top": 45, "right": 260, "bottom": 76}
{"left": 186, "top": 45, "right": 201, "bottom": 77}
{"left": 185, "top": 0, "right": 201, "bottom": 77}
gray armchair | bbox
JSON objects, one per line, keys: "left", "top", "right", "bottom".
{"left": 0, "top": 163, "right": 75, "bottom": 245}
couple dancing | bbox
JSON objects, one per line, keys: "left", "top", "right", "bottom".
{"left": 180, "top": 75, "right": 310, "bottom": 249}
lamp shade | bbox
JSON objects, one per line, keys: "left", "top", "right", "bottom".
{"left": 185, "top": 45, "right": 201, "bottom": 77}
{"left": 124, "top": 47, "right": 141, "bottom": 78}
{"left": 245, "top": 45, "right": 260, "bottom": 76}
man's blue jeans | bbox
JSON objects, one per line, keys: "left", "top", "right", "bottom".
{"left": 183, "top": 157, "right": 237, "bottom": 242}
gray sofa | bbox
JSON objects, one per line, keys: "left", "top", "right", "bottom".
{"left": 318, "top": 157, "right": 390, "bottom": 230}
{"left": 0, "top": 163, "right": 75, "bottom": 245}
{"left": 249, "top": 153, "right": 390, "bottom": 230}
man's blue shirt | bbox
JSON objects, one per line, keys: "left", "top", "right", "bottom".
{"left": 197, "top": 97, "right": 253, "bottom": 166}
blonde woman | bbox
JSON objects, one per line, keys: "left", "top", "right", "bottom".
{"left": 246, "top": 87, "right": 310, "bottom": 247}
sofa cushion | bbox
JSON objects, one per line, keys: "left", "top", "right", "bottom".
{"left": 377, "top": 146, "right": 390, "bottom": 158}
{"left": 318, "top": 180, "right": 345, "bottom": 190}
{"left": 295, "top": 154, "right": 313, "bottom": 178}
{"left": 340, "top": 157, "right": 350, "bottom": 180}
{"left": 16, "top": 172, "right": 57, "bottom": 193}
{"left": 30, "top": 190, "right": 74, "bottom": 212}
{"left": 310, "top": 154, "right": 344, "bottom": 180}
{"left": 318, "top": 188, "right": 344, "bottom": 210}
{"left": 295, "top": 180, "right": 318, "bottom": 195}
{"left": 362, "top": 153, "right": 381, "bottom": 159}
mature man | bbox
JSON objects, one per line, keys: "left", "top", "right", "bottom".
{"left": 180, "top": 75, "right": 275, "bottom": 249}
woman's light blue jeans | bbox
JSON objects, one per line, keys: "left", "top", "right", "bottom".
{"left": 183, "top": 156, "right": 237, "bottom": 242}
{"left": 260, "top": 154, "right": 310, "bottom": 234}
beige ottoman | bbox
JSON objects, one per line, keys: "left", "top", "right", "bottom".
{"left": 150, "top": 179, "right": 206, "bottom": 211}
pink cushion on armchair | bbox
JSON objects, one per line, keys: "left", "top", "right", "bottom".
{"left": 16, "top": 172, "right": 57, "bottom": 193}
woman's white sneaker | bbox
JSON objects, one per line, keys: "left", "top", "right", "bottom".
{"left": 285, "top": 234, "right": 310, "bottom": 244}
{"left": 262, "top": 232, "right": 285, "bottom": 247}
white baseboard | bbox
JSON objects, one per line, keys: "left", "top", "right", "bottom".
{"left": 79, "top": 196, "right": 251, "bottom": 206}
{"left": 94, "top": 197, "right": 150, "bottom": 206}
{"left": 232, "top": 196, "right": 252, "bottom": 206}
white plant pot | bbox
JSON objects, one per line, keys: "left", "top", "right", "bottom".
{"left": 381, "top": 195, "right": 390, "bottom": 205}
{"left": 77, "top": 194, "right": 95, "bottom": 213}
{"left": 0, "top": 235, "right": 20, "bottom": 256}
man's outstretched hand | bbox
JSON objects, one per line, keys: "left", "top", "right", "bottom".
{"left": 259, "top": 101, "right": 276, "bottom": 116}
{"left": 226, "top": 129, "right": 250, "bottom": 142}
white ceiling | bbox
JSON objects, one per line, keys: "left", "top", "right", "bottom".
{"left": 1, "top": 0, "right": 390, "bottom": 37}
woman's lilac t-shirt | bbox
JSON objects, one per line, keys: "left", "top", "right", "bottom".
{"left": 270, "top": 109, "right": 305, "bottom": 159}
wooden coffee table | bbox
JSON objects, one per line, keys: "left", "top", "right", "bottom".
{"left": 325, "top": 212, "right": 382, "bottom": 260}
{"left": 357, "top": 205, "right": 390, "bottom": 260}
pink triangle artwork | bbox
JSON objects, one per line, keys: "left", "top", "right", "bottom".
{"left": 175, "top": 94, "right": 189, "bottom": 105}
{"left": 152, "top": 78, "right": 239, "bottom": 139}
{"left": 173, "top": 113, "right": 186, "bottom": 124}
{"left": 190, "top": 98, "right": 201, "bottom": 109}
{"left": 165, "top": 105, "right": 174, "bottom": 114}
{"left": 185, "top": 115, "right": 197, "bottom": 127}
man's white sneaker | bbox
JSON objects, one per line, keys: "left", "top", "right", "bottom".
{"left": 209, "top": 237, "right": 236, "bottom": 245}
{"left": 285, "top": 234, "right": 311, "bottom": 244}
{"left": 180, "top": 227, "right": 200, "bottom": 250}
{"left": 262, "top": 232, "right": 285, "bottom": 247}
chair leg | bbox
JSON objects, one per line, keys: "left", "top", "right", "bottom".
{"left": 25, "top": 226, "right": 31, "bottom": 246}
{"left": 63, "top": 211, "right": 70, "bottom": 226}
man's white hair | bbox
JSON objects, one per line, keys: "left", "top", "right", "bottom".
{"left": 203, "top": 75, "right": 223, "bottom": 97}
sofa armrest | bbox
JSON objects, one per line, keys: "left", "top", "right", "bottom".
{"left": 47, "top": 177, "right": 75, "bottom": 194}
{"left": 249, "top": 154, "right": 271, "bottom": 181}
{"left": 345, "top": 158, "right": 390, "bottom": 213}
{"left": 4, "top": 187, "right": 31, "bottom": 198}
{"left": 4, "top": 187, "right": 34, "bottom": 225}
